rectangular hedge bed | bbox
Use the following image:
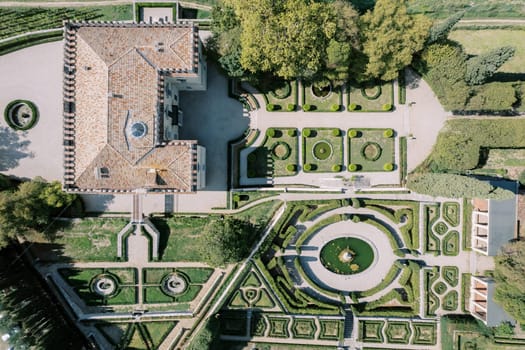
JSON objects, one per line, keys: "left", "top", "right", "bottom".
{"left": 359, "top": 320, "right": 385, "bottom": 343}
{"left": 263, "top": 80, "right": 299, "bottom": 112}
{"left": 141, "top": 267, "right": 209, "bottom": 304}
{"left": 302, "top": 128, "right": 343, "bottom": 173}
{"left": 318, "top": 319, "right": 343, "bottom": 341}
{"left": 247, "top": 128, "right": 299, "bottom": 177}
{"left": 58, "top": 268, "right": 138, "bottom": 306}
{"left": 302, "top": 83, "right": 343, "bottom": 112}
{"left": 348, "top": 81, "right": 394, "bottom": 112}
{"left": 348, "top": 128, "right": 395, "bottom": 172}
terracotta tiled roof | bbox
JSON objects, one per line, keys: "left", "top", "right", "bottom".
{"left": 63, "top": 22, "right": 200, "bottom": 193}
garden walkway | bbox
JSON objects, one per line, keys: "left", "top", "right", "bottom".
{"left": 239, "top": 70, "right": 450, "bottom": 187}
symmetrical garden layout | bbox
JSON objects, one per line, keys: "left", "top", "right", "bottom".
{"left": 35, "top": 193, "right": 489, "bottom": 349}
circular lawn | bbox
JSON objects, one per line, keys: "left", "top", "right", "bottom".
{"left": 313, "top": 141, "right": 333, "bottom": 160}
{"left": 320, "top": 237, "right": 374, "bottom": 275}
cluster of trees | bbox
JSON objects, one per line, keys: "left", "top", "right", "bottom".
{"left": 414, "top": 12, "right": 517, "bottom": 112}
{"left": 210, "top": 0, "right": 430, "bottom": 84}
{"left": 494, "top": 241, "right": 525, "bottom": 325}
{"left": 418, "top": 119, "right": 525, "bottom": 173}
{"left": 0, "top": 246, "right": 88, "bottom": 348}
{"left": 0, "top": 176, "right": 81, "bottom": 248}
{"left": 201, "top": 217, "right": 259, "bottom": 266}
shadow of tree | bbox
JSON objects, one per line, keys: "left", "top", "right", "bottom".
{"left": 0, "top": 126, "right": 33, "bottom": 171}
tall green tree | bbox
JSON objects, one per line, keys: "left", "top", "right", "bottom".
{"left": 230, "top": 0, "right": 335, "bottom": 79}
{"left": 0, "top": 178, "right": 78, "bottom": 248}
{"left": 360, "top": 0, "right": 431, "bottom": 81}
{"left": 427, "top": 11, "right": 465, "bottom": 44}
{"left": 201, "top": 218, "right": 257, "bottom": 266}
{"left": 465, "top": 46, "right": 515, "bottom": 85}
{"left": 494, "top": 241, "right": 525, "bottom": 324}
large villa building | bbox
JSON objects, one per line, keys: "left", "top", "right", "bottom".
{"left": 62, "top": 21, "right": 207, "bottom": 194}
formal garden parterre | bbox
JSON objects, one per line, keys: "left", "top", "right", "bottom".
{"left": 208, "top": 196, "right": 479, "bottom": 348}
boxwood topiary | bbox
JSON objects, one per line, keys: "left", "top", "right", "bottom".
{"left": 348, "top": 129, "right": 358, "bottom": 138}
{"left": 286, "top": 164, "right": 296, "bottom": 172}
{"left": 302, "top": 104, "right": 312, "bottom": 111}
{"left": 352, "top": 214, "right": 361, "bottom": 223}
{"left": 382, "top": 103, "right": 392, "bottom": 111}
{"left": 288, "top": 129, "right": 296, "bottom": 137}
{"left": 304, "top": 163, "right": 312, "bottom": 171}
{"left": 383, "top": 129, "right": 394, "bottom": 138}
{"left": 330, "top": 104, "right": 340, "bottom": 112}
{"left": 332, "top": 128, "right": 340, "bottom": 136}
{"left": 4, "top": 99, "right": 39, "bottom": 131}
{"left": 286, "top": 103, "right": 296, "bottom": 111}
{"left": 332, "top": 164, "right": 341, "bottom": 172}
{"left": 349, "top": 163, "right": 358, "bottom": 172}
{"left": 266, "top": 103, "right": 276, "bottom": 111}
{"left": 266, "top": 128, "right": 275, "bottom": 137}
{"left": 348, "top": 103, "right": 358, "bottom": 111}
{"left": 383, "top": 163, "right": 394, "bottom": 171}
{"left": 303, "top": 128, "right": 311, "bottom": 137}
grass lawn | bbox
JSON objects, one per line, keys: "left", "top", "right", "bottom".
{"left": 449, "top": 29, "right": 525, "bottom": 74}
{"left": 302, "top": 128, "right": 343, "bottom": 172}
{"left": 143, "top": 322, "right": 177, "bottom": 348}
{"left": 407, "top": 0, "right": 525, "bottom": 18}
{"left": 348, "top": 81, "right": 394, "bottom": 112}
{"left": 30, "top": 218, "right": 129, "bottom": 262}
{"left": 262, "top": 81, "right": 299, "bottom": 111}
{"left": 302, "top": 83, "right": 343, "bottom": 112}
{"left": 247, "top": 128, "right": 299, "bottom": 177}
{"left": 154, "top": 201, "right": 281, "bottom": 261}
{"left": 348, "top": 128, "right": 395, "bottom": 171}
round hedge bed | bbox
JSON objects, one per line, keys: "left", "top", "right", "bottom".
{"left": 320, "top": 237, "right": 374, "bottom": 275}
{"left": 4, "top": 99, "right": 39, "bottom": 131}
{"left": 270, "top": 81, "right": 292, "bottom": 99}
{"left": 90, "top": 273, "right": 119, "bottom": 298}
{"left": 312, "top": 83, "right": 332, "bottom": 99}
{"left": 272, "top": 141, "right": 291, "bottom": 160}
{"left": 312, "top": 141, "right": 333, "bottom": 161}
{"left": 361, "top": 85, "right": 382, "bottom": 100}
{"left": 361, "top": 142, "right": 382, "bottom": 161}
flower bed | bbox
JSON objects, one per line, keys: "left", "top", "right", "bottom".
{"left": 303, "top": 128, "right": 343, "bottom": 172}
{"left": 348, "top": 81, "right": 394, "bottom": 112}
{"left": 302, "top": 82, "right": 343, "bottom": 112}
{"left": 348, "top": 128, "right": 395, "bottom": 172}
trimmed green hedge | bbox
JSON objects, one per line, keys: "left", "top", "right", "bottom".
{"left": 442, "top": 266, "right": 459, "bottom": 287}
{"left": 385, "top": 321, "right": 411, "bottom": 344}
{"left": 0, "top": 30, "right": 63, "bottom": 56}
{"left": 319, "top": 319, "right": 343, "bottom": 341}
{"left": 442, "top": 230, "right": 460, "bottom": 256}
{"left": 295, "top": 214, "right": 344, "bottom": 251}
{"left": 292, "top": 318, "right": 317, "bottom": 339}
{"left": 359, "top": 320, "right": 384, "bottom": 343}
{"left": 359, "top": 261, "right": 403, "bottom": 298}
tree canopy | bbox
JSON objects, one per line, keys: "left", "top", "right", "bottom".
{"left": 427, "top": 11, "right": 465, "bottom": 44}
{"left": 0, "top": 177, "right": 78, "bottom": 248}
{"left": 359, "top": 0, "right": 431, "bottom": 81}
{"left": 465, "top": 46, "right": 515, "bottom": 85}
{"left": 494, "top": 241, "right": 525, "bottom": 324}
{"left": 407, "top": 173, "right": 514, "bottom": 200}
{"left": 201, "top": 217, "right": 258, "bottom": 266}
